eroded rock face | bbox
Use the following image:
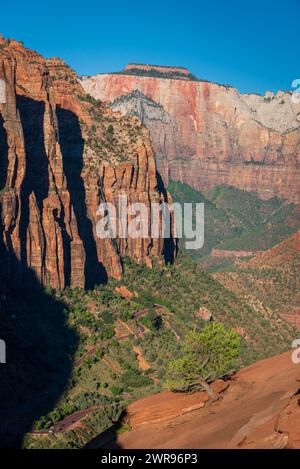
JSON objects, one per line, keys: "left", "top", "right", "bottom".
{"left": 0, "top": 40, "right": 176, "bottom": 289}
{"left": 81, "top": 68, "right": 300, "bottom": 202}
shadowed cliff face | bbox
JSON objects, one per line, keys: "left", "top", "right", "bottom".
{"left": 17, "top": 96, "right": 49, "bottom": 267}
{"left": 1, "top": 94, "right": 78, "bottom": 448}
{"left": 156, "top": 171, "right": 178, "bottom": 264}
{"left": 0, "top": 246, "right": 79, "bottom": 448}
{"left": 0, "top": 114, "right": 8, "bottom": 191}
{"left": 57, "top": 106, "right": 108, "bottom": 289}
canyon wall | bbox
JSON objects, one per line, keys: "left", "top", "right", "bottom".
{"left": 81, "top": 66, "right": 300, "bottom": 202}
{"left": 0, "top": 41, "right": 175, "bottom": 289}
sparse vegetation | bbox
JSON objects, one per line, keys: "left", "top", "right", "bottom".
{"left": 5, "top": 250, "right": 296, "bottom": 449}
{"left": 168, "top": 181, "right": 300, "bottom": 270}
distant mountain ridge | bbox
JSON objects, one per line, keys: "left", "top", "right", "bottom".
{"left": 81, "top": 65, "right": 300, "bottom": 202}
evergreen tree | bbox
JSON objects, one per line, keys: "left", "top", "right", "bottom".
{"left": 165, "top": 323, "right": 241, "bottom": 400}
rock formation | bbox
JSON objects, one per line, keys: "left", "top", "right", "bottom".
{"left": 98, "top": 352, "right": 300, "bottom": 449}
{"left": 197, "top": 306, "right": 213, "bottom": 322}
{"left": 81, "top": 64, "right": 300, "bottom": 202}
{"left": 0, "top": 40, "right": 176, "bottom": 289}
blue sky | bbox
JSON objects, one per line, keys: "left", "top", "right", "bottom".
{"left": 1, "top": 0, "right": 299, "bottom": 94}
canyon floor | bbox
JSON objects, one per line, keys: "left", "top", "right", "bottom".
{"left": 94, "top": 351, "right": 300, "bottom": 449}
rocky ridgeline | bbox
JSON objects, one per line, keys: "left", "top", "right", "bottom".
{"left": 0, "top": 40, "right": 176, "bottom": 289}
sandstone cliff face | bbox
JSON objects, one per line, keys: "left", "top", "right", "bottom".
{"left": 81, "top": 67, "right": 300, "bottom": 202}
{"left": 0, "top": 41, "right": 175, "bottom": 289}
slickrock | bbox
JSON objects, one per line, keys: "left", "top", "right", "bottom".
{"left": 112, "top": 352, "right": 300, "bottom": 449}
{"left": 122, "top": 380, "right": 228, "bottom": 428}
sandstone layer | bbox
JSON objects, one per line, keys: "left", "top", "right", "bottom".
{"left": 82, "top": 66, "right": 300, "bottom": 202}
{"left": 0, "top": 41, "right": 175, "bottom": 289}
{"left": 97, "top": 352, "right": 300, "bottom": 449}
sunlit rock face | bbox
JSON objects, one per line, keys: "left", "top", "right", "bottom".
{"left": 82, "top": 65, "right": 300, "bottom": 202}
{"left": 0, "top": 44, "right": 176, "bottom": 289}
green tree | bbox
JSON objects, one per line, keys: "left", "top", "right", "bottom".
{"left": 107, "top": 124, "right": 114, "bottom": 137}
{"left": 110, "top": 385, "right": 123, "bottom": 396}
{"left": 165, "top": 323, "right": 241, "bottom": 401}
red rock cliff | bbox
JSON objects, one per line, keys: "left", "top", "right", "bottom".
{"left": 81, "top": 68, "right": 300, "bottom": 202}
{"left": 0, "top": 42, "right": 175, "bottom": 289}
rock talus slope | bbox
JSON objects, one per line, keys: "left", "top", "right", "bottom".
{"left": 0, "top": 41, "right": 175, "bottom": 289}
{"left": 82, "top": 66, "right": 300, "bottom": 202}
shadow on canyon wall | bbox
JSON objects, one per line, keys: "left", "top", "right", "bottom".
{"left": 0, "top": 98, "right": 176, "bottom": 447}
{"left": 0, "top": 114, "right": 8, "bottom": 191}
{"left": 17, "top": 96, "right": 49, "bottom": 268}
{"left": 56, "top": 105, "right": 108, "bottom": 288}
{"left": 16, "top": 96, "right": 108, "bottom": 288}
{"left": 0, "top": 99, "right": 80, "bottom": 447}
{"left": 0, "top": 247, "right": 79, "bottom": 448}
{"left": 156, "top": 171, "right": 178, "bottom": 264}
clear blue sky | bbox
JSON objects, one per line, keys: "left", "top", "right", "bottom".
{"left": 1, "top": 0, "right": 299, "bottom": 94}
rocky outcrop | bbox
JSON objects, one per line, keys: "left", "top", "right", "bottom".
{"left": 121, "top": 380, "right": 228, "bottom": 428}
{"left": 115, "top": 285, "right": 134, "bottom": 299}
{"left": 0, "top": 40, "right": 176, "bottom": 289}
{"left": 101, "top": 352, "right": 300, "bottom": 449}
{"left": 81, "top": 66, "right": 300, "bottom": 202}
{"left": 196, "top": 306, "right": 213, "bottom": 322}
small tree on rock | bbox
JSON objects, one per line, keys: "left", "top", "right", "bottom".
{"left": 107, "top": 124, "right": 114, "bottom": 137}
{"left": 165, "top": 322, "right": 241, "bottom": 401}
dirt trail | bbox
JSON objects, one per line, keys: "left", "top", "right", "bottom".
{"left": 119, "top": 320, "right": 135, "bottom": 334}
{"left": 102, "top": 356, "right": 122, "bottom": 373}
{"left": 114, "top": 351, "right": 300, "bottom": 449}
{"left": 133, "top": 346, "right": 150, "bottom": 371}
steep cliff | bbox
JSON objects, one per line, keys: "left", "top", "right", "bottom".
{"left": 81, "top": 65, "right": 300, "bottom": 202}
{"left": 0, "top": 41, "right": 175, "bottom": 289}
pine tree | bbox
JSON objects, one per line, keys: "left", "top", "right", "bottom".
{"left": 165, "top": 322, "right": 241, "bottom": 401}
